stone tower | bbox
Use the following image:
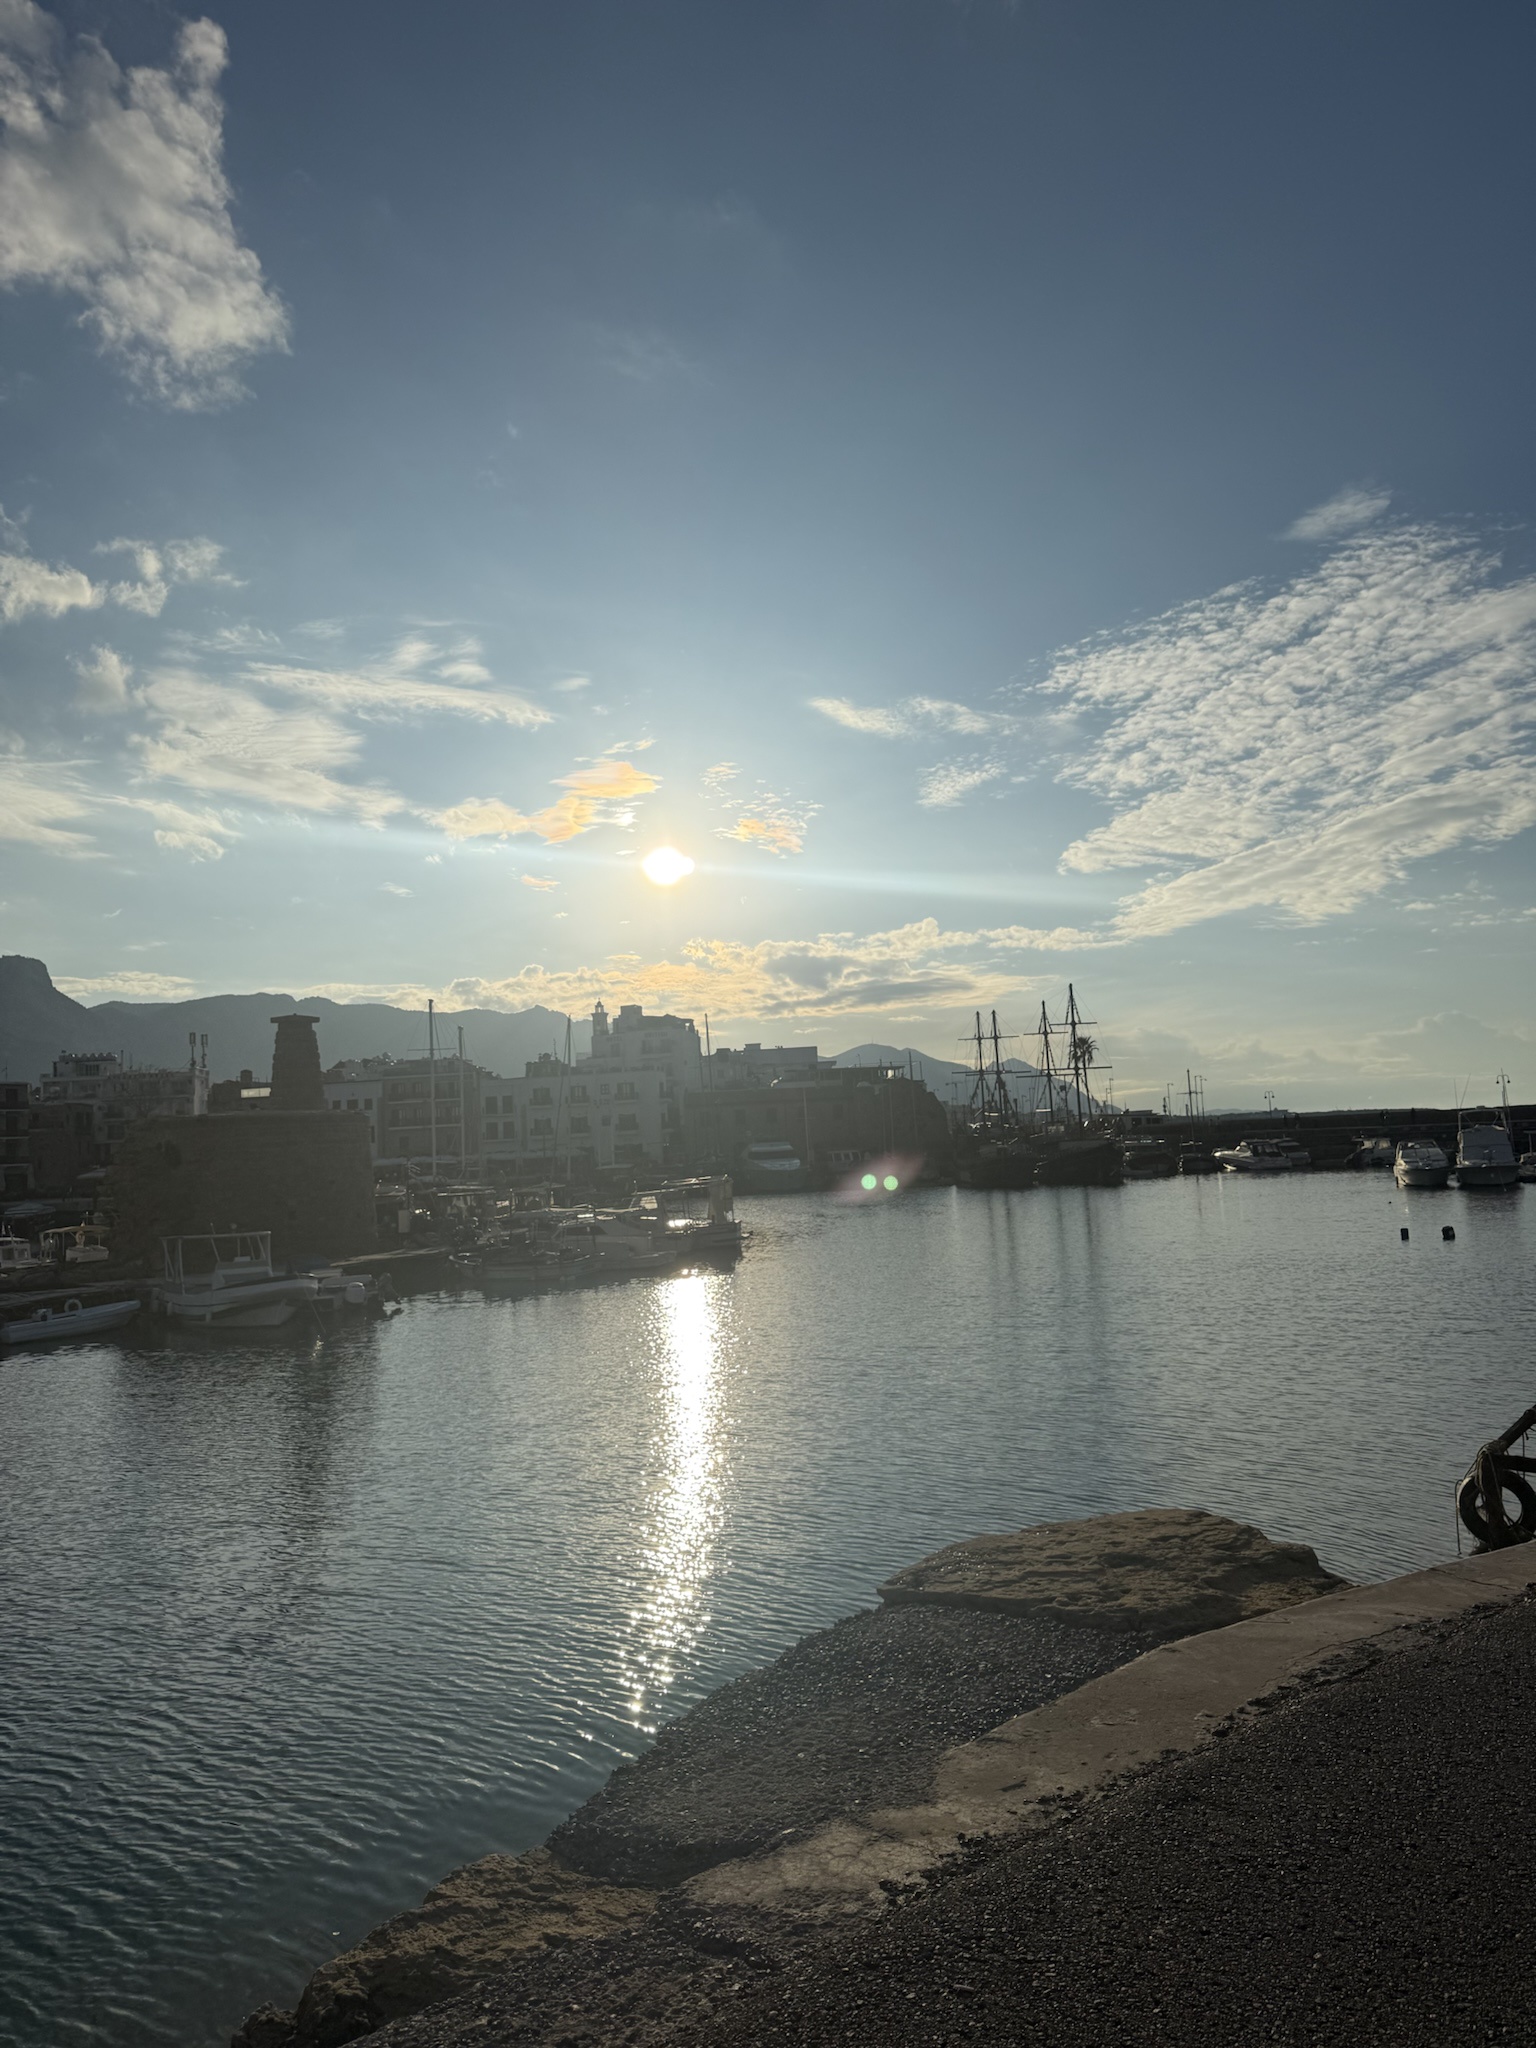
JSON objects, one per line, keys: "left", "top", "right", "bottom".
{"left": 269, "top": 1013, "right": 324, "bottom": 1112}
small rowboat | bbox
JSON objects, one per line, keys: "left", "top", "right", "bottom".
{"left": 2, "top": 1298, "right": 140, "bottom": 1345}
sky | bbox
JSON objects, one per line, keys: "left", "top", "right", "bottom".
{"left": 2, "top": 0, "right": 1535, "bottom": 1108}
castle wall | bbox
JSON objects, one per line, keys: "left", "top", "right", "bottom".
{"left": 104, "top": 1111, "right": 376, "bottom": 1268}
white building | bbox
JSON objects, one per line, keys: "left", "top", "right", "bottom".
{"left": 481, "top": 1001, "right": 701, "bottom": 1177}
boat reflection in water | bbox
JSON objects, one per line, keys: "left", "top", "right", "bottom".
{"left": 619, "top": 1273, "right": 731, "bottom": 1732}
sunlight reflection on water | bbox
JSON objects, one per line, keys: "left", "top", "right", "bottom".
{"left": 621, "top": 1275, "right": 731, "bottom": 1730}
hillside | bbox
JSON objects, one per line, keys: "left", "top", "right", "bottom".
{"left": 0, "top": 957, "right": 582, "bottom": 1086}
{"left": 831, "top": 1041, "right": 1039, "bottom": 1098}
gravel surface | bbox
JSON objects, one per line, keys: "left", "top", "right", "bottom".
{"left": 377, "top": 1597, "right": 1536, "bottom": 2048}
{"left": 675, "top": 1595, "right": 1536, "bottom": 2047}
{"left": 549, "top": 1604, "right": 1157, "bottom": 1887}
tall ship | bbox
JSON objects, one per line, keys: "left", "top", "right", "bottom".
{"left": 956, "top": 989, "right": 1123, "bottom": 1189}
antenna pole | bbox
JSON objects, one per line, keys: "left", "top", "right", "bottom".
{"left": 457, "top": 1024, "right": 467, "bottom": 1178}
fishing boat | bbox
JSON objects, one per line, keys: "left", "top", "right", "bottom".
{"left": 620, "top": 1177, "right": 744, "bottom": 1253}
{"left": 0, "top": 1234, "right": 47, "bottom": 1278}
{"left": 1454, "top": 1120, "right": 1519, "bottom": 1190}
{"left": 3, "top": 1297, "right": 139, "bottom": 1344}
{"left": 1212, "top": 1138, "right": 1294, "bottom": 1173}
{"left": 154, "top": 1232, "right": 320, "bottom": 1328}
{"left": 1394, "top": 1140, "right": 1450, "bottom": 1189}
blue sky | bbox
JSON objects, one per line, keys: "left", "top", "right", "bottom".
{"left": 2, "top": 0, "right": 1534, "bottom": 1106}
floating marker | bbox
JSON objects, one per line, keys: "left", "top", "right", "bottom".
{"left": 1400, "top": 1227, "right": 1409, "bottom": 1241}
{"left": 1442, "top": 1225, "right": 1456, "bottom": 1241}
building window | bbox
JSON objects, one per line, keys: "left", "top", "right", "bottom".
{"left": 615, "top": 1113, "right": 639, "bottom": 1132}
{"left": 570, "top": 1116, "right": 590, "bottom": 1134}
{"left": 531, "top": 1117, "right": 553, "bottom": 1136}
{"left": 531, "top": 1087, "right": 552, "bottom": 1106}
{"left": 364, "top": 1098, "right": 373, "bottom": 1110}
{"left": 484, "top": 1121, "right": 499, "bottom": 1140}
{"left": 568, "top": 1085, "right": 588, "bottom": 1103}
{"left": 616, "top": 1081, "right": 638, "bottom": 1100}
{"left": 347, "top": 1098, "right": 358, "bottom": 1111}
{"left": 599, "top": 1083, "right": 611, "bottom": 1096}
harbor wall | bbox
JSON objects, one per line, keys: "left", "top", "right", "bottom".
{"left": 103, "top": 1111, "right": 376, "bottom": 1268}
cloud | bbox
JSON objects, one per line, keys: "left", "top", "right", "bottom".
{"left": 1284, "top": 486, "right": 1392, "bottom": 543}
{"left": 0, "top": 548, "right": 100, "bottom": 621}
{"left": 435, "top": 757, "right": 661, "bottom": 845}
{"left": 132, "top": 668, "right": 404, "bottom": 822}
{"left": 0, "top": 742, "right": 96, "bottom": 852}
{"left": 417, "top": 916, "right": 1099, "bottom": 1024}
{"left": 244, "top": 634, "right": 549, "bottom": 727}
{"left": 919, "top": 760, "right": 1005, "bottom": 807}
{"left": 71, "top": 642, "right": 131, "bottom": 709}
{"left": 0, "top": 7, "right": 290, "bottom": 406}
{"left": 96, "top": 534, "right": 236, "bottom": 614}
{"left": 380, "top": 882, "right": 412, "bottom": 896}
{"left": 721, "top": 816, "right": 805, "bottom": 854}
{"left": 1039, "top": 521, "right": 1536, "bottom": 936}
{"left": 809, "top": 695, "right": 1013, "bottom": 739}
{"left": 54, "top": 970, "right": 198, "bottom": 999}
{"left": 590, "top": 324, "right": 698, "bottom": 383}
{"left": 118, "top": 793, "right": 231, "bottom": 859}
{"left": 520, "top": 873, "right": 559, "bottom": 890}
{"left": 554, "top": 674, "right": 592, "bottom": 693}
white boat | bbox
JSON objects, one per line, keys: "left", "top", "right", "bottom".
{"left": 1519, "top": 1151, "right": 1536, "bottom": 1184}
{"left": 1455, "top": 1122, "right": 1519, "bottom": 1190}
{"left": 0, "top": 1233, "right": 47, "bottom": 1276}
{"left": 154, "top": 1232, "right": 320, "bottom": 1328}
{"left": 737, "top": 1140, "right": 810, "bottom": 1192}
{"left": 3, "top": 1297, "right": 139, "bottom": 1344}
{"left": 620, "top": 1177, "right": 744, "bottom": 1254}
{"left": 1212, "top": 1139, "right": 1294, "bottom": 1173}
{"left": 1394, "top": 1140, "right": 1450, "bottom": 1189}
{"left": 40, "top": 1224, "right": 111, "bottom": 1265}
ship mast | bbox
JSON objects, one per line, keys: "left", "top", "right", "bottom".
{"left": 989, "top": 1010, "right": 1015, "bottom": 1129}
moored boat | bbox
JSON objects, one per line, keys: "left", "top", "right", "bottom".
{"left": 1394, "top": 1140, "right": 1450, "bottom": 1189}
{"left": 1519, "top": 1151, "right": 1536, "bottom": 1184}
{"left": 2, "top": 1297, "right": 139, "bottom": 1344}
{"left": 154, "top": 1232, "right": 319, "bottom": 1328}
{"left": 1212, "top": 1139, "right": 1294, "bottom": 1173}
{"left": 1455, "top": 1120, "right": 1519, "bottom": 1189}
{"left": 736, "top": 1140, "right": 810, "bottom": 1193}
{"left": 1122, "top": 1136, "right": 1178, "bottom": 1178}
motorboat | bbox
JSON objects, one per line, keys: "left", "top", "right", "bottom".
{"left": 620, "top": 1177, "right": 744, "bottom": 1254}
{"left": 40, "top": 1224, "right": 112, "bottom": 1265}
{"left": 306, "top": 1266, "right": 396, "bottom": 1310}
{"left": 1519, "top": 1151, "right": 1536, "bottom": 1184}
{"left": 1273, "top": 1137, "right": 1311, "bottom": 1169}
{"left": 1122, "top": 1136, "right": 1178, "bottom": 1178}
{"left": 0, "top": 1234, "right": 47, "bottom": 1277}
{"left": 3, "top": 1297, "right": 139, "bottom": 1344}
{"left": 1177, "top": 1144, "right": 1220, "bottom": 1175}
{"left": 1213, "top": 1139, "right": 1295, "bottom": 1173}
{"left": 1394, "top": 1140, "right": 1450, "bottom": 1189}
{"left": 154, "top": 1232, "right": 320, "bottom": 1328}
{"left": 1348, "top": 1136, "right": 1396, "bottom": 1170}
{"left": 1455, "top": 1122, "right": 1519, "bottom": 1189}
{"left": 736, "top": 1140, "right": 810, "bottom": 1193}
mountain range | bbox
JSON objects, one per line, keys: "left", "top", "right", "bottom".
{"left": 0, "top": 957, "right": 578, "bottom": 1087}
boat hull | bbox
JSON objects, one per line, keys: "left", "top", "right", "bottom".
{"left": 1455, "top": 1163, "right": 1519, "bottom": 1189}
{"left": 1395, "top": 1164, "right": 1450, "bottom": 1189}
{"left": 3, "top": 1299, "right": 139, "bottom": 1344}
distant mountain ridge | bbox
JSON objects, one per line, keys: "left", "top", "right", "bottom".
{"left": 832, "top": 1041, "right": 1040, "bottom": 1096}
{"left": 0, "top": 957, "right": 582, "bottom": 1086}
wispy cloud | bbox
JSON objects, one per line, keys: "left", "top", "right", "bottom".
{"left": 435, "top": 757, "right": 660, "bottom": 846}
{"left": 809, "top": 695, "right": 1014, "bottom": 738}
{"left": 703, "top": 761, "right": 817, "bottom": 854}
{"left": 0, "top": 548, "right": 99, "bottom": 622}
{"left": 1284, "top": 485, "right": 1392, "bottom": 543}
{"left": 54, "top": 970, "right": 199, "bottom": 999}
{"left": 919, "top": 760, "right": 1005, "bottom": 807}
{"left": 0, "top": 742, "right": 97, "bottom": 853}
{"left": 0, "top": 531, "right": 232, "bottom": 624}
{"left": 1039, "top": 520, "right": 1536, "bottom": 936}
{"left": 243, "top": 633, "right": 549, "bottom": 727}
{"left": 0, "top": 8, "right": 289, "bottom": 407}
{"left": 410, "top": 916, "right": 1099, "bottom": 1023}
{"left": 132, "top": 669, "right": 404, "bottom": 823}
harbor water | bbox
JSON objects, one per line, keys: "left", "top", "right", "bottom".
{"left": 2, "top": 1175, "right": 1533, "bottom": 2048}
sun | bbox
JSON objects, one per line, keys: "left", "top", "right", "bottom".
{"left": 641, "top": 846, "right": 695, "bottom": 886}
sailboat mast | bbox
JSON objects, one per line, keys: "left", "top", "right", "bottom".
{"left": 457, "top": 1024, "right": 467, "bottom": 1176}
{"left": 989, "top": 1010, "right": 1014, "bottom": 1126}
{"left": 428, "top": 998, "right": 438, "bottom": 1181}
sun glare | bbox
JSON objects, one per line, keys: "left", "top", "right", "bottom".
{"left": 641, "top": 846, "right": 695, "bottom": 886}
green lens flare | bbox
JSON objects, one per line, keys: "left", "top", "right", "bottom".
{"left": 861, "top": 1173, "right": 877, "bottom": 1190}
{"left": 883, "top": 1174, "right": 899, "bottom": 1191}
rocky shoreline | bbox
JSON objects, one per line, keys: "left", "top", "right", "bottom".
{"left": 233, "top": 1509, "right": 1346, "bottom": 2048}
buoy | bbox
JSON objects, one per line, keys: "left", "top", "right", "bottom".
{"left": 1442, "top": 1225, "right": 1456, "bottom": 1241}
{"left": 1400, "top": 1226, "right": 1409, "bottom": 1241}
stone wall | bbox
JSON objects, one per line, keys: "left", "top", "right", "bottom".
{"left": 103, "top": 1111, "right": 376, "bottom": 1268}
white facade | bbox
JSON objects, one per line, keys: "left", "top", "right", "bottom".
{"left": 481, "top": 1001, "right": 701, "bottom": 1176}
